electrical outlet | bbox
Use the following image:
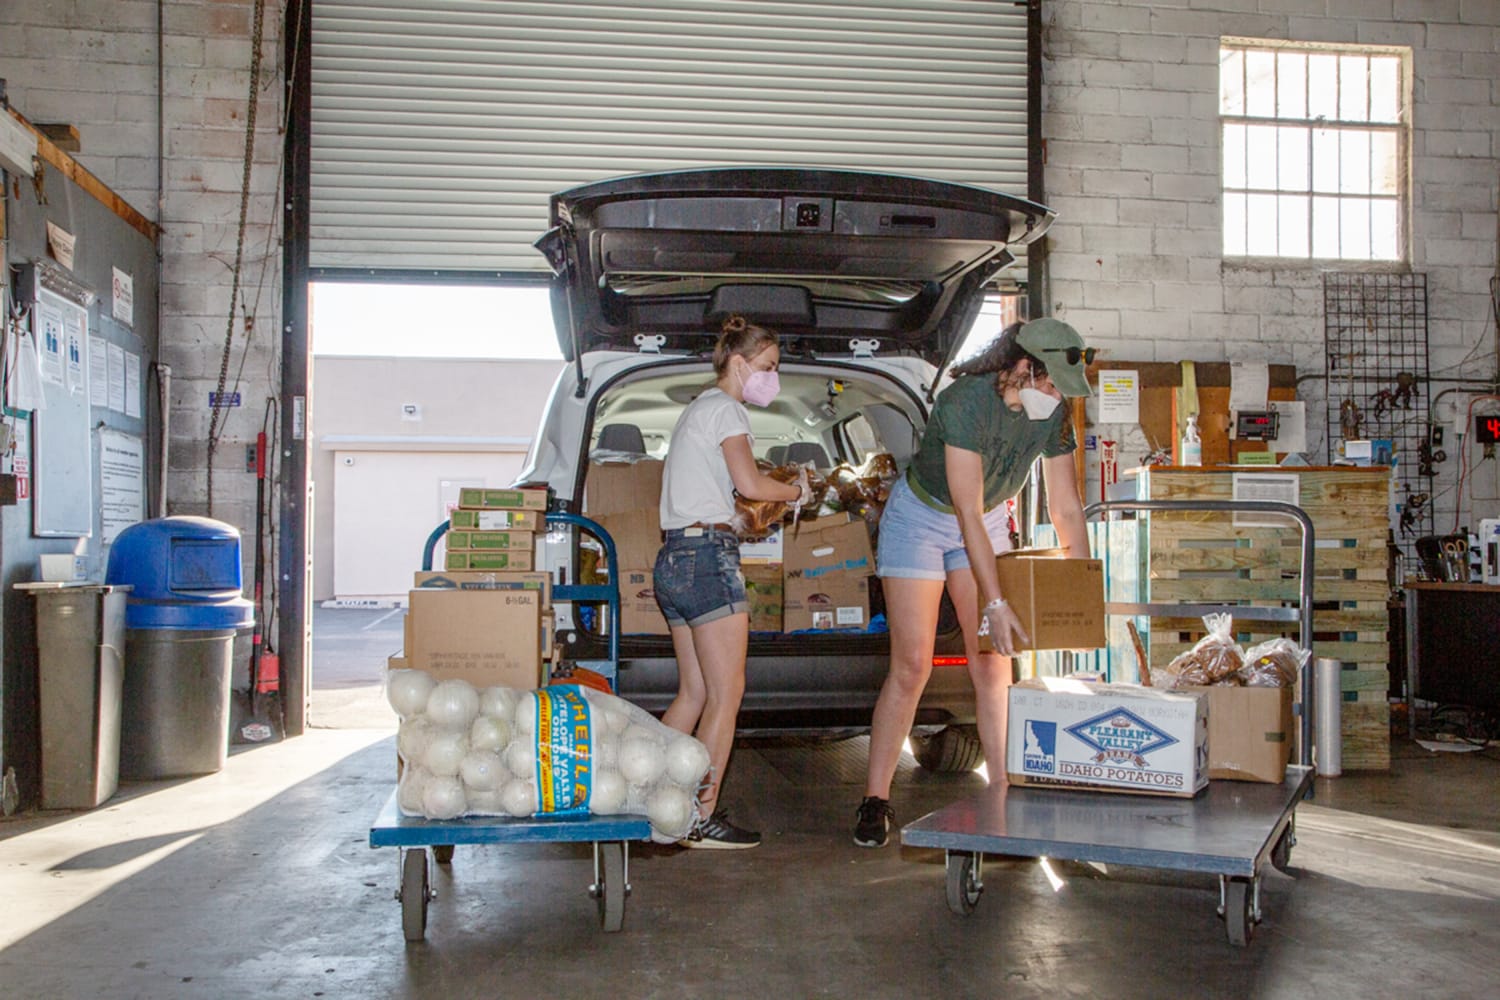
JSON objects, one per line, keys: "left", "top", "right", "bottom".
{"left": 246, "top": 444, "right": 257, "bottom": 473}
{"left": 1431, "top": 425, "right": 1444, "bottom": 448}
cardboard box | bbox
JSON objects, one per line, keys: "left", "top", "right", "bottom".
{"left": 594, "top": 508, "right": 663, "bottom": 571}
{"left": 413, "top": 570, "right": 550, "bottom": 604}
{"left": 743, "top": 562, "right": 783, "bottom": 632}
{"left": 405, "top": 588, "right": 546, "bottom": 689}
{"left": 1193, "top": 684, "right": 1294, "bottom": 783}
{"left": 450, "top": 508, "right": 542, "bottom": 531}
{"left": 1006, "top": 676, "right": 1209, "bottom": 798}
{"left": 585, "top": 459, "right": 663, "bottom": 518}
{"left": 446, "top": 528, "right": 536, "bottom": 551}
{"left": 739, "top": 525, "right": 784, "bottom": 563}
{"left": 618, "top": 568, "right": 671, "bottom": 635}
{"left": 445, "top": 549, "right": 535, "bottom": 571}
{"left": 978, "top": 550, "right": 1106, "bottom": 652}
{"left": 783, "top": 515, "right": 874, "bottom": 631}
{"left": 456, "top": 486, "right": 548, "bottom": 510}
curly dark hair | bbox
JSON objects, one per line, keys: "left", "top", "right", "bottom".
{"left": 950, "top": 321, "right": 1048, "bottom": 382}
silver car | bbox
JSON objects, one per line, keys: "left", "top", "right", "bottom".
{"left": 521, "top": 167, "right": 1054, "bottom": 770}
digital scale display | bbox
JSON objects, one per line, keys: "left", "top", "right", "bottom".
{"left": 1235, "top": 411, "right": 1279, "bottom": 441}
{"left": 1478, "top": 414, "right": 1500, "bottom": 445}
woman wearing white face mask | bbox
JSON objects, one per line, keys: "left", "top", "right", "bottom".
{"left": 655, "top": 313, "right": 810, "bottom": 849}
{"left": 853, "top": 317, "right": 1094, "bottom": 848}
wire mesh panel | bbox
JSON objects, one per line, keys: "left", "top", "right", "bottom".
{"left": 1322, "top": 272, "right": 1431, "bottom": 560}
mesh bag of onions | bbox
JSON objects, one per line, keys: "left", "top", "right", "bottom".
{"left": 386, "top": 669, "right": 711, "bottom": 843}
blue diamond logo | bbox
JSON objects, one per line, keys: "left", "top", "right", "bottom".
{"left": 1065, "top": 707, "right": 1178, "bottom": 767}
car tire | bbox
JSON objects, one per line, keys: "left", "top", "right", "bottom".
{"left": 909, "top": 724, "right": 985, "bottom": 773}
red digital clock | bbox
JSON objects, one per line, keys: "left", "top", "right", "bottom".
{"left": 1479, "top": 414, "right": 1500, "bottom": 445}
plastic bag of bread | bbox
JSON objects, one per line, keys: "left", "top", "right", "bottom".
{"left": 1151, "top": 613, "right": 1245, "bottom": 688}
{"left": 1237, "top": 637, "right": 1308, "bottom": 687}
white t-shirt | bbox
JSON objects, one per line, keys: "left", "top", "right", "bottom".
{"left": 660, "top": 388, "right": 751, "bottom": 529}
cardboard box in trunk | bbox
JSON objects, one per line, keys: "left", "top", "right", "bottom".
{"left": 585, "top": 460, "right": 663, "bottom": 518}
{"left": 405, "top": 588, "right": 545, "bottom": 689}
{"left": 618, "top": 568, "right": 671, "bottom": 635}
{"left": 743, "top": 562, "right": 783, "bottom": 632}
{"left": 783, "top": 515, "right": 873, "bottom": 631}
{"left": 1006, "top": 676, "right": 1209, "bottom": 798}
{"left": 1191, "top": 684, "right": 1295, "bottom": 782}
{"left": 978, "top": 550, "right": 1106, "bottom": 652}
{"left": 593, "top": 508, "right": 663, "bottom": 572}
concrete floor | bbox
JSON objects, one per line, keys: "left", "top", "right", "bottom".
{"left": 2, "top": 611, "right": 1497, "bottom": 998}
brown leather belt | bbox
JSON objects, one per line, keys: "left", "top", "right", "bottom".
{"left": 662, "top": 521, "right": 735, "bottom": 540}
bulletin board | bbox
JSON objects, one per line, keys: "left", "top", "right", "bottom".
{"left": 31, "top": 286, "right": 94, "bottom": 537}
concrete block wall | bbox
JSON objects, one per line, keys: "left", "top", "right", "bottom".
{"left": 1042, "top": 1, "right": 1500, "bottom": 535}
{"left": 0, "top": 0, "right": 285, "bottom": 567}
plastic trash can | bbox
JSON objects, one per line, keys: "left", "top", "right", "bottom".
{"left": 106, "top": 517, "right": 254, "bottom": 779}
{"left": 20, "top": 582, "right": 130, "bottom": 809}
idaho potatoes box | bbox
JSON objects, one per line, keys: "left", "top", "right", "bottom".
{"left": 1006, "top": 677, "right": 1208, "bottom": 797}
{"left": 978, "top": 550, "right": 1105, "bottom": 652}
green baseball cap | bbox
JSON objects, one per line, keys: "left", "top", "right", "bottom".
{"left": 1016, "top": 317, "right": 1094, "bottom": 398}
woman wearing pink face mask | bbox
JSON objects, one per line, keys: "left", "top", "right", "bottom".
{"left": 654, "top": 313, "right": 811, "bottom": 849}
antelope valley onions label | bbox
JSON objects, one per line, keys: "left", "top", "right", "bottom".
{"left": 534, "top": 687, "right": 593, "bottom": 815}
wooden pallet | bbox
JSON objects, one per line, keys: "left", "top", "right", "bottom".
{"left": 1112, "top": 466, "right": 1393, "bottom": 770}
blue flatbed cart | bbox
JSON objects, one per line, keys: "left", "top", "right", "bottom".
{"left": 370, "top": 511, "right": 653, "bottom": 939}
{"left": 901, "top": 499, "right": 1320, "bottom": 947}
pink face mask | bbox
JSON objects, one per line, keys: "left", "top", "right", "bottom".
{"left": 739, "top": 367, "right": 780, "bottom": 407}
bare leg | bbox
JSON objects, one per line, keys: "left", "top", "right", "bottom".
{"left": 864, "top": 577, "right": 946, "bottom": 800}
{"left": 946, "top": 566, "right": 1012, "bottom": 779}
{"left": 681, "top": 612, "right": 749, "bottom": 815}
{"left": 661, "top": 623, "right": 706, "bottom": 735}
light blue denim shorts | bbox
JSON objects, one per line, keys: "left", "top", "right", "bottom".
{"left": 653, "top": 527, "right": 748, "bottom": 627}
{"left": 875, "top": 476, "right": 1014, "bottom": 580}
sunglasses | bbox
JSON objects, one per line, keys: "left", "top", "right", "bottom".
{"left": 1040, "top": 346, "right": 1097, "bottom": 366}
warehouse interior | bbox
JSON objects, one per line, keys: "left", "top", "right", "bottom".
{"left": 1, "top": 1, "right": 1498, "bottom": 996}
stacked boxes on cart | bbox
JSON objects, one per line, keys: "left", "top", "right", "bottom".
{"left": 585, "top": 459, "right": 876, "bottom": 636}
{"left": 390, "top": 487, "right": 554, "bottom": 696}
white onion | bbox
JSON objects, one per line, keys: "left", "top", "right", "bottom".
{"left": 459, "top": 749, "right": 506, "bottom": 791}
{"left": 470, "top": 714, "right": 511, "bottom": 751}
{"left": 619, "top": 736, "right": 667, "bottom": 785}
{"left": 589, "top": 769, "right": 627, "bottom": 814}
{"left": 621, "top": 723, "right": 662, "bottom": 747}
{"left": 466, "top": 787, "right": 505, "bottom": 815}
{"left": 646, "top": 784, "right": 696, "bottom": 839}
{"left": 425, "top": 679, "right": 480, "bottom": 731}
{"left": 514, "top": 692, "right": 539, "bottom": 736}
{"left": 504, "top": 739, "right": 536, "bottom": 779}
{"left": 424, "top": 732, "right": 470, "bottom": 777}
{"left": 501, "top": 779, "right": 539, "bottom": 817}
{"left": 396, "top": 717, "right": 434, "bottom": 764}
{"left": 594, "top": 738, "right": 619, "bottom": 770}
{"left": 624, "top": 782, "right": 651, "bottom": 814}
{"left": 583, "top": 689, "right": 632, "bottom": 735}
{"left": 480, "top": 685, "right": 521, "bottom": 719}
{"left": 397, "top": 765, "right": 430, "bottom": 815}
{"left": 387, "top": 669, "right": 436, "bottom": 718}
{"left": 422, "top": 775, "right": 467, "bottom": 820}
{"left": 665, "top": 735, "right": 712, "bottom": 788}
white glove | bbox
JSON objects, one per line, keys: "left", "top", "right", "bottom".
{"left": 982, "top": 598, "right": 1029, "bottom": 657}
{"left": 795, "top": 469, "right": 813, "bottom": 506}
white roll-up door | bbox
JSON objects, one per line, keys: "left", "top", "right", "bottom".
{"left": 311, "top": 0, "right": 1031, "bottom": 278}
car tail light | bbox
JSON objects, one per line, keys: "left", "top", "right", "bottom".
{"left": 931, "top": 656, "right": 968, "bottom": 667}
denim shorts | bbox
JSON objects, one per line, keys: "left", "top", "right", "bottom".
{"left": 653, "top": 527, "right": 748, "bottom": 627}
{"left": 875, "top": 477, "right": 1013, "bottom": 581}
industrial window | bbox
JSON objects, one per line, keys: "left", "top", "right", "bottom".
{"left": 1219, "top": 38, "right": 1410, "bottom": 262}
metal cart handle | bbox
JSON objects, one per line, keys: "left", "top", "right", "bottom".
{"left": 420, "top": 511, "right": 623, "bottom": 676}
{"left": 1082, "top": 498, "right": 1316, "bottom": 768}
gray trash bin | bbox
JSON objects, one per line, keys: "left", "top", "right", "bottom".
{"left": 106, "top": 517, "right": 254, "bottom": 779}
{"left": 22, "top": 583, "right": 130, "bottom": 809}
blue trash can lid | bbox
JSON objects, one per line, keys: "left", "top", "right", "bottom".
{"left": 126, "top": 595, "right": 254, "bottom": 630}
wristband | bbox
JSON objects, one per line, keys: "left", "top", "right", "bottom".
{"left": 983, "top": 597, "right": 1008, "bottom": 612}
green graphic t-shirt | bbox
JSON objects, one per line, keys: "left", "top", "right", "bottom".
{"left": 907, "top": 374, "right": 1076, "bottom": 511}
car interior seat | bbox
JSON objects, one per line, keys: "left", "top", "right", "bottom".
{"left": 766, "top": 445, "right": 788, "bottom": 465}
{"left": 595, "top": 422, "right": 648, "bottom": 456}
{"left": 785, "top": 441, "right": 832, "bottom": 468}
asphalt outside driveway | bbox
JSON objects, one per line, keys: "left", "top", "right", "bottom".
{"left": 309, "top": 605, "right": 405, "bottom": 729}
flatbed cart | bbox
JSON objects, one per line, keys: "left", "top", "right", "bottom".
{"left": 902, "top": 498, "right": 1319, "bottom": 947}
{"left": 370, "top": 511, "right": 653, "bottom": 939}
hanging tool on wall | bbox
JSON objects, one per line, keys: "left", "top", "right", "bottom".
{"left": 1399, "top": 492, "right": 1428, "bottom": 537}
{"left": 1371, "top": 371, "right": 1419, "bottom": 417}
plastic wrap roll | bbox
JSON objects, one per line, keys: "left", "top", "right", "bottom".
{"left": 1314, "top": 657, "right": 1343, "bottom": 777}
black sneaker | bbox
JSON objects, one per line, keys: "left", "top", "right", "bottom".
{"left": 680, "top": 809, "right": 760, "bottom": 850}
{"left": 853, "top": 796, "right": 895, "bottom": 848}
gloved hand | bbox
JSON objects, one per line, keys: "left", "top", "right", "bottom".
{"left": 794, "top": 468, "right": 813, "bottom": 507}
{"left": 982, "top": 598, "right": 1029, "bottom": 657}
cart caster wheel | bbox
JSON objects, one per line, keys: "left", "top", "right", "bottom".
{"left": 945, "top": 852, "right": 982, "bottom": 916}
{"left": 400, "top": 849, "right": 431, "bottom": 942}
{"left": 433, "top": 844, "right": 455, "bottom": 865}
{"left": 1223, "top": 878, "right": 1253, "bottom": 947}
{"left": 1270, "top": 828, "right": 1293, "bottom": 872}
{"left": 593, "top": 842, "right": 626, "bottom": 932}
